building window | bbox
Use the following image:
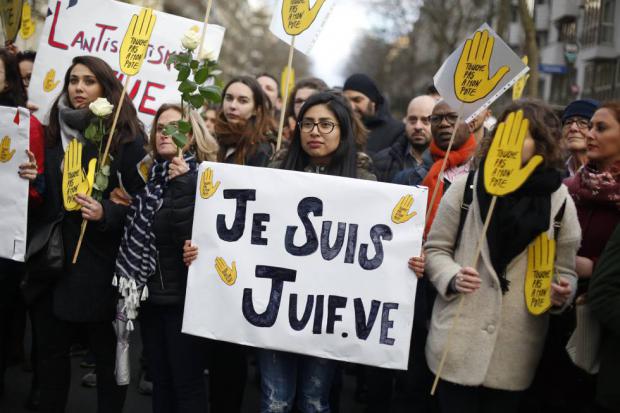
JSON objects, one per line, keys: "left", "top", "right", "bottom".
{"left": 581, "top": 0, "right": 615, "bottom": 46}
{"left": 583, "top": 60, "right": 617, "bottom": 101}
{"left": 558, "top": 19, "right": 577, "bottom": 43}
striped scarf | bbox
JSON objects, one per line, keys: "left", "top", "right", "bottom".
{"left": 114, "top": 153, "right": 196, "bottom": 329}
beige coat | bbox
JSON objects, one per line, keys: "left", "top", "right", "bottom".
{"left": 424, "top": 172, "right": 581, "bottom": 391}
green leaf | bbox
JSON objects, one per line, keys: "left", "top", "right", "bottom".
{"left": 171, "top": 131, "right": 188, "bottom": 149}
{"left": 163, "top": 124, "right": 177, "bottom": 136}
{"left": 94, "top": 171, "right": 109, "bottom": 192}
{"left": 177, "top": 66, "right": 191, "bottom": 82}
{"left": 199, "top": 85, "right": 222, "bottom": 103}
{"left": 101, "top": 165, "right": 110, "bottom": 176}
{"left": 84, "top": 123, "right": 98, "bottom": 140}
{"left": 178, "top": 79, "right": 197, "bottom": 94}
{"left": 194, "top": 67, "right": 209, "bottom": 84}
{"left": 176, "top": 53, "right": 191, "bottom": 64}
{"left": 190, "top": 60, "right": 199, "bottom": 70}
{"left": 188, "top": 93, "right": 205, "bottom": 109}
{"left": 177, "top": 120, "right": 192, "bottom": 134}
{"left": 166, "top": 54, "right": 177, "bottom": 65}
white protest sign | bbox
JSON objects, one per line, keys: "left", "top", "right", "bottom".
{"left": 183, "top": 162, "right": 427, "bottom": 370}
{"left": 269, "top": 0, "right": 334, "bottom": 55}
{"left": 29, "top": 0, "right": 225, "bottom": 126}
{"left": 433, "top": 22, "right": 529, "bottom": 122}
{"left": 0, "top": 106, "right": 30, "bottom": 262}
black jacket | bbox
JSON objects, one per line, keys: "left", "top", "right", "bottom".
{"left": 34, "top": 135, "right": 147, "bottom": 322}
{"left": 146, "top": 170, "right": 197, "bottom": 305}
{"left": 364, "top": 109, "right": 405, "bottom": 156}
{"left": 589, "top": 223, "right": 620, "bottom": 412}
{"left": 372, "top": 133, "right": 417, "bottom": 183}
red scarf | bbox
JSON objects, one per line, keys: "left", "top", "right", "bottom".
{"left": 422, "top": 134, "right": 477, "bottom": 236}
{"left": 564, "top": 161, "right": 620, "bottom": 212}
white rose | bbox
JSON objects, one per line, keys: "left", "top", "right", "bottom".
{"left": 181, "top": 28, "right": 201, "bottom": 51}
{"left": 89, "top": 97, "right": 114, "bottom": 117}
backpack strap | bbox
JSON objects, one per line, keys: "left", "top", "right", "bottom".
{"left": 454, "top": 170, "right": 476, "bottom": 250}
{"left": 553, "top": 199, "right": 566, "bottom": 241}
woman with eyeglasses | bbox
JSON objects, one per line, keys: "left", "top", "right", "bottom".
{"left": 258, "top": 92, "right": 375, "bottom": 413}
{"left": 561, "top": 99, "right": 600, "bottom": 177}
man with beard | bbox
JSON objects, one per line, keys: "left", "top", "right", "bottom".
{"left": 343, "top": 73, "right": 404, "bottom": 155}
{"left": 373, "top": 95, "right": 436, "bottom": 183}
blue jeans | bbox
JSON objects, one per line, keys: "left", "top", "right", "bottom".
{"left": 257, "top": 349, "right": 336, "bottom": 413}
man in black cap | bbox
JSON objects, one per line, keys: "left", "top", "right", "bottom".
{"left": 343, "top": 73, "right": 404, "bottom": 155}
{"left": 561, "top": 98, "right": 599, "bottom": 177}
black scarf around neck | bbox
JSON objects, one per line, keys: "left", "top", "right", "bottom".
{"left": 476, "top": 161, "right": 562, "bottom": 293}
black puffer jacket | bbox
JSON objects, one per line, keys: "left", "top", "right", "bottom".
{"left": 146, "top": 169, "right": 197, "bottom": 305}
{"left": 372, "top": 132, "right": 411, "bottom": 183}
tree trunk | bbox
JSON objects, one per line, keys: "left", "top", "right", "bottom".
{"left": 495, "top": 0, "right": 511, "bottom": 40}
{"left": 518, "top": 0, "right": 539, "bottom": 98}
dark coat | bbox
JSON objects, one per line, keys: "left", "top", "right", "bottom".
{"left": 364, "top": 114, "right": 405, "bottom": 156}
{"left": 223, "top": 141, "right": 273, "bottom": 167}
{"left": 372, "top": 133, "right": 411, "bottom": 183}
{"left": 146, "top": 170, "right": 197, "bottom": 305}
{"left": 36, "top": 135, "right": 147, "bottom": 322}
{"left": 392, "top": 150, "right": 434, "bottom": 186}
{"left": 589, "top": 223, "right": 620, "bottom": 412}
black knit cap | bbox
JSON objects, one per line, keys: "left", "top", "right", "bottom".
{"left": 562, "top": 99, "right": 600, "bottom": 123}
{"left": 343, "top": 73, "right": 384, "bottom": 105}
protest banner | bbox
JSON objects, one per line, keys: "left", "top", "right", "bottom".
{"left": 183, "top": 162, "right": 427, "bottom": 369}
{"left": 270, "top": 0, "right": 334, "bottom": 151}
{"left": 28, "top": 0, "right": 225, "bottom": 127}
{"left": 430, "top": 109, "right": 544, "bottom": 393}
{"left": 0, "top": 106, "right": 30, "bottom": 262}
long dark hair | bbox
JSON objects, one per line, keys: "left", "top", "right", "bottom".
{"left": 0, "top": 48, "right": 27, "bottom": 107}
{"left": 281, "top": 92, "right": 358, "bottom": 178}
{"left": 45, "top": 55, "right": 144, "bottom": 149}
{"left": 476, "top": 99, "right": 564, "bottom": 170}
{"left": 214, "top": 76, "right": 274, "bottom": 164}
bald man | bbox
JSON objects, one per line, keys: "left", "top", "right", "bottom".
{"left": 372, "top": 95, "right": 436, "bottom": 183}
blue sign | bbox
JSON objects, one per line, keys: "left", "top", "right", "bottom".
{"left": 539, "top": 64, "right": 568, "bottom": 74}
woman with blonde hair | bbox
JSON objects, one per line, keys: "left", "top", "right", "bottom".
{"left": 115, "top": 103, "right": 218, "bottom": 413}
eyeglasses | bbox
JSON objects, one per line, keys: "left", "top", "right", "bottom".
{"left": 429, "top": 113, "right": 459, "bottom": 125}
{"left": 563, "top": 117, "right": 589, "bottom": 129}
{"left": 299, "top": 119, "right": 338, "bottom": 134}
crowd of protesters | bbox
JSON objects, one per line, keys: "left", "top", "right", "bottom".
{"left": 0, "top": 42, "right": 618, "bottom": 413}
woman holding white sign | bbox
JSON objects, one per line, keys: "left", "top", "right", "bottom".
{"left": 424, "top": 100, "right": 580, "bottom": 412}
{"left": 29, "top": 56, "right": 148, "bottom": 413}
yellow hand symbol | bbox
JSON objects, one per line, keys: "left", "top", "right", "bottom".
{"left": 391, "top": 194, "right": 417, "bottom": 224}
{"left": 484, "top": 109, "right": 543, "bottom": 196}
{"left": 0, "top": 136, "right": 16, "bottom": 163}
{"left": 119, "top": 8, "right": 157, "bottom": 76}
{"left": 281, "top": 0, "right": 326, "bottom": 36}
{"left": 200, "top": 167, "right": 220, "bottom": 199}
{"left": 0, "top": 0, "right": 23, "bottom": 42}
{"left": 454, "top": 29, "right": 510, "bottom": 103}
{"left": 19, "top": 1, "right": 34, "bottom": 39}
{"left": 525, "top": 232, "right": 556, "bottom": 315}
{"left": 76, "top": 158, "right": 97, "bottom": 198}
{"left": 215, "top": 257, "right": 237, "bottom": 286}
{"left": 512, "top": 56, "right": 529, "bottom": 100}
{"left": 43, "top": 69, "right": 60, "bottom": 92}
{"left": 62, "top": 139, "right": 97, "bottom": 211}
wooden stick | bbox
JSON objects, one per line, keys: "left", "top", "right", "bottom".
{"left": 276, "top": 36, "right": 296, "bottom": 152}
{"left": 197, "top": 0, "right": 214, "bottom": 60}
{"left": 72, "top": 76, "right": 130, "bottom": 264}
{"left": 430, "top": 195, "right": 497, "bottom": 395}
{"left": 424, "top": 104, "right": 464, "bottom": 227}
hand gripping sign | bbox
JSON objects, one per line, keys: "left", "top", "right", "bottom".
{"left": 434, "top": 23, "right": 529, "bottom": 123}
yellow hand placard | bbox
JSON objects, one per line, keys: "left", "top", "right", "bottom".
{"left": 454, "top": 29, "right": 510, "bottom": 103}
{"left": 525, "top": 232, "right": 555, "bottom": 315}
{"left": 281, "top": 66, "right": 295, "bottom": 102}
{"left": 19, "top": 1, "right": 34, "bottom": 39}
{"left": 119, "top": 8, "right": 156, "bottom": 76}
{"left": 200, "top": 167, "right": 220, "bottom": 199}
{"left": 484, "top": 110, "right": 543, "bottom": 196}
{"left": 62, "top": 139, "right": 97, "bottom": 211}
{"left": 512, "top": 56, "right": 529, "bottom": 100}
{"left": 281, "top": 0, "right": 326, "bottom": 36}
{"left": 43, "top": 69, "right": 61, "bottom": 92}
{"left": 0, "top": 0, "right": 23, "bottom": 43}
{"left": 391, "top": 194, "right": 417, "bottom": 224}
{"left": 215, "top": 257, "right": 237, "bottom": 286}
{"left": 0, "top": 136, "right": 16, "bottom": 163}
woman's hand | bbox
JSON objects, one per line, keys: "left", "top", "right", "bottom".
{"left": 18, "top": 150, "right": 38, "bottom": 182}
{"left": 575, "top": 256, "right": 594, "bottom": 278}
{"left": 183, "top": 240, "right": 199, "bottom": 266}
{"left": 408, "top": 253, "right": 425, "bottom": 278}
{"left": 75, "top": 194, "right": 104, "bottom": 221}
{"left": 551, "top": 276, "right": 573, "bottom": 307}
{"left": 169, "top": 156, "right": 189, "bottom": 180}
{"left": 453, "top": 267, "right": 481, "bottom": 294}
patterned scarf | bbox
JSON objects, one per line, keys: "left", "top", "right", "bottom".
{"left": 114, "top": 153, "right": 196, "bottom": 329}
{"left": 422, "top": 134, "right": 477, "bottom": 235}
{"left": 564, "top": 161, "right": 620, "bottom": 212}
